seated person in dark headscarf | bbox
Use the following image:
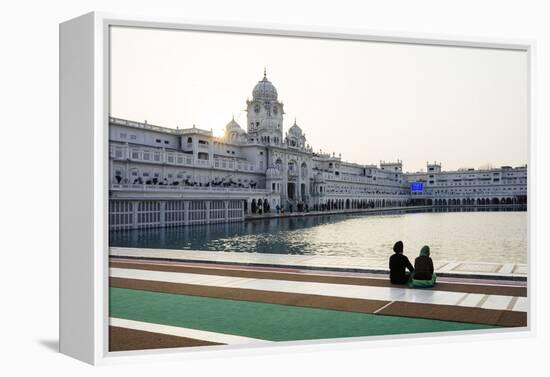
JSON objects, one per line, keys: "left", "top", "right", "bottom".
{"left": 389, "top": 241, "right": 414, "bottom": 284}
{"left": 410, "top": 245, "right": 437, "bottom": 288}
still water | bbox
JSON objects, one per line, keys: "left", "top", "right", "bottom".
{"left": 110, "top": 209, "right": 527, "bottom": 264}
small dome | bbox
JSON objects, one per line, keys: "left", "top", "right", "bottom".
{"left": 266, "top": 165, "right": 282, "bottom": 180}
{"left": 288, "top": 119, "right": 303, "bottom": 136}
{"left": 225, "top": 116, "right": 241, "bottom": 130}
{"left": 225, "top": 117, "right": 246, "bottom": 134}
{"left": 252, "top": 70, "right": 278, "bottom": 101}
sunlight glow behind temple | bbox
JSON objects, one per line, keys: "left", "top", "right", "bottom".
{"left": 110, "top": 27, "right": 528, "bottom": 172}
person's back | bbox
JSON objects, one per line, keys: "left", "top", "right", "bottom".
{"left": 414, "top": 255, "right": 434, "bottom": 280}
{"left": 389, "top": 241, "right": 414, "bottom": 284}
{"left": 410, "top": 245, "right": 437, "bottom": 287}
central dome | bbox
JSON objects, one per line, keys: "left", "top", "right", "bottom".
{"left": 252, "top": 70, "right": 278, "bottom": 101}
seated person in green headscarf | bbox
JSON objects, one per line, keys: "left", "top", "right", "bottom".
{"left": 409, "top": 245, "right": 437, "bottom": 288}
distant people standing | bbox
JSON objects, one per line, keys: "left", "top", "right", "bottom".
{"left": 410, "top": 245, "right": 437, "bottom": 288}
{"left": 389, "top": 241, "right": 414, "bottom": 284}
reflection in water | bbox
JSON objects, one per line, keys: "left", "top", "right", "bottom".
{"left": 110, "top": 207, "right": 527, "bottom": 264}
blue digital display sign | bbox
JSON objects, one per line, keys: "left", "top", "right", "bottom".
{"left": 411, "top": 182, "right": 423, "bottom": 192}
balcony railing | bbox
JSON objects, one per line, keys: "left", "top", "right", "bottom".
{"left": 410, "top": 188, "right": 527, "bottom": 198}
{"left": 110, "top": 184, "right": 267, "bottom": 194}
{"left": 317, "top": 191, "right": 408, "bottom": 198}
{"left": 320, "top": 171, "right": 401, "bottom": 185}
{"left": 110, "top": 145, "right": 258, "bottom": 172}
{"left": 110, "top": 117, "right": 213, "bottom": 137}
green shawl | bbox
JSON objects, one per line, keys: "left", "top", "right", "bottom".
{"left": 419, "top": 245, "right": 430, "bottom": 257}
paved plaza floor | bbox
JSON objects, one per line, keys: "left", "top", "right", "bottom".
{"left": 108, "top": 247, "right": 528, "bottom": 352}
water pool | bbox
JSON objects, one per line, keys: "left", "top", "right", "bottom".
{"left": 110, "top": 208, "right": 527, "bottom": 264}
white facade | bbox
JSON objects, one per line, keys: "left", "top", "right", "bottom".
{"left": 109, "top": 72, "right": 527, "bottom": 229}
{"left": 406, "top": 162, "right": 527, "bottom": 206}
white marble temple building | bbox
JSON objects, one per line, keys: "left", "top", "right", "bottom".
{"left": 406, "top": 162, "right": 527, "bottom": 206}
{"left": 109, "top": 71, "right": 527, "bottom": 230}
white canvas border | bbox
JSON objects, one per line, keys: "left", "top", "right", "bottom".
{"left": 59, "top": 11, "right": 536, "bottom": 365}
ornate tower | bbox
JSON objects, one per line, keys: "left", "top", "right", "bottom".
{"left": 246, "top": 69, "right": 284, "bottom": 145}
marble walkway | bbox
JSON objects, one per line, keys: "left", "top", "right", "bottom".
{"left": 110, "top": 266, "right": 527, "bottom": 312}
{"left": 110, "top": 247, "right": 527, "bottom": 280}
{"left": 108, "top": 252, "right": 528, "bottom": 351}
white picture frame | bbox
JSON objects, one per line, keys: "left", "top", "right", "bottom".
{"left": 59, "top": 11, "right": 536, "bottom": 365}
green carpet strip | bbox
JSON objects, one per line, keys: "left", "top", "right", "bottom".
{"left": 110, "top": 287, "right": 497, "bottom": 342}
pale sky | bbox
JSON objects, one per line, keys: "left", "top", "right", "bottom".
{"left": 110, "top": 26, "right": 528, "bottom": 173}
